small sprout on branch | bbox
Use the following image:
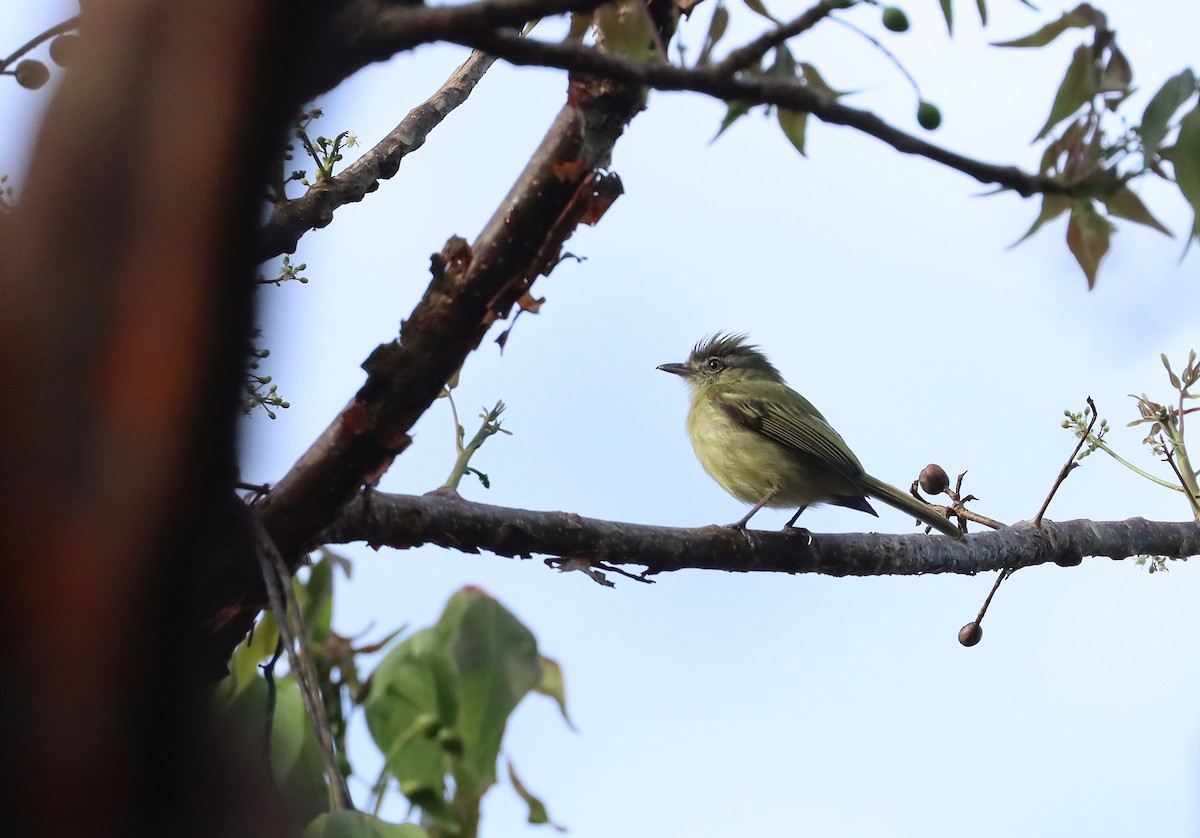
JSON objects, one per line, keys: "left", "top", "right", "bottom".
{"left": 441, "top": 383, "right": 512, "bottom": 491}
{"left": 243, "top": 331, "right": 290, "bottom": 418}
{"left": 257, "top": 254, "right": 309, "bottom": 286}
{"left": 0, "top": 173, "right": 14, "bottom": 213}
{"left": 1062, "top": 352, "right": 1200, "bottom": 519}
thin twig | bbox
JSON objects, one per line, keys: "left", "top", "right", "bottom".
{"left": 1034, "top": 395, "right": 1098, "bottom": 526}
{"left": 973, "top": 568, "right": 1012, "bottom": 628}
{"left": 259, "top": 48, "right": 497, "bottom": 258}
{"left": 0, "top": 16, "right": 79, "bottom": 71}
{"left": 459, "top": 30, "right": 1061, "bottom": 198}
{"left": 260, "top": 638, "right": 285, "bottom": 763}
{"left": 254, "top": 521, "right": 355, "bottom": 810}
{"left": 715, "top": 2, "right": 831, "bottom": 74}
{"left": 1159, "top": 434, "right": 1200, "bottom": 518}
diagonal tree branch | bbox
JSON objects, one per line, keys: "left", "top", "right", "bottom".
{"left": 323, "top": 491, "right": 1200, "bottom": 576}
{"left": 241, "top": 2, "right": 684, "bottom": 658}
{"left": 259, "top": 49, "right": 497, "bottom": 260}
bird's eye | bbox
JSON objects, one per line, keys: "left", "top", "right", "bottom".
{"left": 706, "top": 357, "right": 725, "bottom": 372}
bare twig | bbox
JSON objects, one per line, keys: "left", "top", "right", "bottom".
{"left": 1159, "top": 433, "right": 1200, "bottom": 518}
{"left": 972, "top": 568, "right": 1012, "bottom": 629}
{"left": 0, "top": 16, "right": 79, "bottom": 71}
{"left": 260, "top": 637, "right": 285, "bottom": 762}
{"left": 1034, "top": 395, "right": 1098, "bottom": 526}
{"left": 715, "top": 3, "right": 831, "bottom": 74}
{"left": 254, "top": 523, "right": 354, "bottom": 811}
{"left": 259, "top": 49, "right": 498, "bottom": 259}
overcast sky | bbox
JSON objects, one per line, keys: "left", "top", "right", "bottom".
{"left": 5, "top": 2, "right": 1200, "bottom": 836}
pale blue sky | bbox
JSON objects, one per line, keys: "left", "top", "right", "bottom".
{"left": 5, "top": 2, "right": 1200, "bottom": 836}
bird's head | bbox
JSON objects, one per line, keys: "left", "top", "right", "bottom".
{"left": 657, "top": 333, "right": 785, "bottom": 387}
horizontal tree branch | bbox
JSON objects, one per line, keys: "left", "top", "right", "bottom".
{"left": 294, "top": 0, "right": 607, "bottom": 102}
{"left": 259, "top": 49, "right": 497, "bottom": 260}
{"left": 323, "top": 491, "right": 1200, "bottom": 577}
{"left": 458, "top": 31, "right": 1057, "bottom": 197}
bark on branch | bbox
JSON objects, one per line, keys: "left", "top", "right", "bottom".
{"left": 324, "top": 491, "right": 1200, "bottom": 576}
{"left": 259, "top": 49, "right": 497, "bottom": 260}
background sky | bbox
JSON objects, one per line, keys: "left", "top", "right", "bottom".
{"left": 5, "top": 2, "right": 1200, "bottom": 836}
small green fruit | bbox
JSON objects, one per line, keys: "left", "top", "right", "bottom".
{"left": 882, "top": 7, "right": 910, "bottom": 32}
{"left": 14, "top": 59, "right": 50, "bottom": 90}
{"left": 917, "top": 100, "right": 942, "bottom": 130}
{"left": 49, "top": 34, "right": 80, "bottom": 67}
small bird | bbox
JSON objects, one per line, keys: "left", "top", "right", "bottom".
{"left": 658, "top": 333, "right": 964, "bottom": 540}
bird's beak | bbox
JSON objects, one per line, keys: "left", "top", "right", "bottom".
{"left": 657, "top": 362, "right": 692, "bottom": 377}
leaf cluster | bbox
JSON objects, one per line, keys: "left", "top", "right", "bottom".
{"left": 218, "top": 554, "right": 568, "bottom": 837}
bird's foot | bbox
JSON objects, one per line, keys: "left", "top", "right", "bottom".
{"left": 783, "top": 524, "right": 813, "bottom": 546}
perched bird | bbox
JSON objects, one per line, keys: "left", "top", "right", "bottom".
{"left": 658, "top": 333, "right": 964, "bottom": 540}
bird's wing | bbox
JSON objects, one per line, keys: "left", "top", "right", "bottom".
{"left": 712, "top": 389, "right": 865, "bottom": 482}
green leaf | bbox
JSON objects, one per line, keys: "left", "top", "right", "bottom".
{"left": 939, "top": 0, "right": 952, "bottom": 34}
{"left": 1163, "top": 354, "right": 1182, "bottom": 390}
{"left": 1099, "top": 45, "right": 1132, "bottom": 95}
{"left": 777, "top": 108, "right": 809, "bottom": 155}
{"left": 712, "top": 100, "right": 753, "bottom": 142}
{"left": 533, "top": 655, "right": 574, "bottom": 729}
{"left": 219, "top": 611, "right": 280, "bottom": 702}
{"left": 219, "top": 676, "right": 329, "bottom": 821}
{"left": 363, "top": 628, "right": 448, "bottom": 795}
{"left": 1066, "top": 199, "right": 1114, "bottom": 288}
{"left": 507, "top": 759, "right": 566, "bottom": 831}
{"left": 1139, "top": 69, "right": 1197, "bottom": 160}
{"left": 975, "top": 0, "right": 987, "bottom": 26}
{"left": 595, "top": 0, "right": 660, "bottom": 60}
{"left": 770, "top": 44, "right": 796, "bottom": 79}
{"left": 991, "top": 5, "right": 1097, "bottom": 48}
{"left": 1036, "top": 45, "right": 1099, "bottom": 140}
{"left": 303, "top": 811, "right": 429, "bottom": 838}
{"left": 303, "top": 553, "right": 335, "bottom": 644}
{"left": 1175, "top": 104, "right": 1200, "bottom": 248}
{"left": 1098, "top": 187, "right": 1173, "bottom": 237}
{"left": 696, "top": 3, "right": 730, "bottom": 65}
{"left": 444, "top": 587, "right": 542, "bottom": 793}
{"left": 742, "top": 0, "right": 779, "bottom": 25}
{"left": 1010, "top": 193, "right": 1071, "bottom": 247}
{"left": 798, "top": 63, "right": 846, "bottom": 99}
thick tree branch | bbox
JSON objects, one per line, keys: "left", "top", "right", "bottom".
{"left": 294, "top": 0, "right": 607, "bottom": 102}
{"left": 324, "top": 491, "right": 1200, "bottom": 576}
{"left": 259, "top": 49, "right": 497, "bottom": 260}
{"left": 459, "top": 32, "right": 1058, "bottom": 197}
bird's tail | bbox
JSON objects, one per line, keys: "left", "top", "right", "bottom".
{"left": 860, "top": 473, "right": 965, "bottom": 541}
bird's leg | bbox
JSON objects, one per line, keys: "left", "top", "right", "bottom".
{"left": 783, "top": 505, "right": 808, "bottom": 529}
{"left": 728, "top": 490, "right": 777, "bottom": 530}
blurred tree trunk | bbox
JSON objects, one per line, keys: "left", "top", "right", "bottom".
{"left": 0, "top": 2, "right": 301, "bottom": 833}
